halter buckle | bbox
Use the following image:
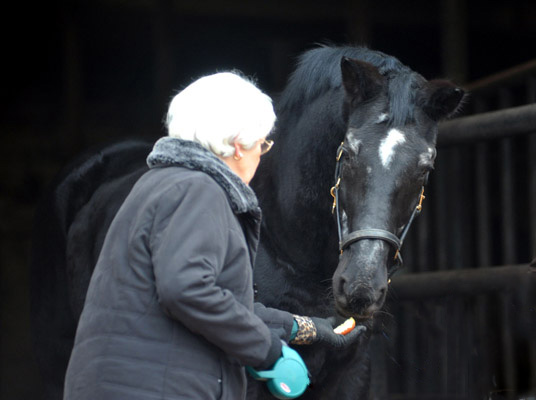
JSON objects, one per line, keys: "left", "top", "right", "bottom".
{"left": 416, "top": 187, "right": 425, "bottom": 212}
{"left": 330, "top": 177, "right": 341, "bottom": 214}
{"left": 336, "top": 142, "right": 344, "bottom": 162}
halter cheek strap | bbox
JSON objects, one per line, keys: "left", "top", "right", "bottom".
{"left": 330, "top": 141, "right": 427, "bottom": 277}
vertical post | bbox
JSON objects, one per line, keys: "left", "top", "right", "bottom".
{"left": 59, "top": 2, "right": 82, "bottom": 157}
{"left": 526, "top": 75, "right": 536, "bottom": 393}
{"left": 474, "top": 98, "right": 492, "bottom": 267}
{"left": 499, "top": 89, "right": 516, "bottom": 263}
{"left": 269, "top": 40, "right": 295, "bottom": 94}
{"left": 498, "top": 88, "right": 517, "bottom": 399}
{"left": 473, "top": 95, "right": 493, "bottom": 398}
{"left": 433, "top": 147, "right": 450, "bottom": 394}
{"left": 344, "top": 0, "right": 371, "bottom": 46}
{"left": 528, "top": 76, "right": 536, "bottom": 262}
{"left": 416, "top": 201, "right": 431, "bottom": 273}
{"left": 369, "top": 332, "right": 388, "bottom": 400}
{"left": 434, "top": 149, "right": 450, "bottom": 271}
{"left": 440, "top": 0, "right": 468, "bottom": 83}
{"left": 402, "top": 303, "right": 417, "bottom": 396}
{"left": 152, "top": 0, "right": 175, "bottom": 129}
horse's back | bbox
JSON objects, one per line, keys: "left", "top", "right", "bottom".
{"left": 30, "top": 140, "right": 151, "bottom": 400}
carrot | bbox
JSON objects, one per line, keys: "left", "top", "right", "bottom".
{"left": 333, "top": 317, "right": 356, "bottom": 335}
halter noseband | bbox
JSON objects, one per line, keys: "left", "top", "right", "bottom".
{"left": 330, "top": 142, "right": 426, "bottom": 277}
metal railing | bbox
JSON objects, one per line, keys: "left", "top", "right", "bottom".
{"left": 372, "top": 60, "right": 536, "bottom": 400}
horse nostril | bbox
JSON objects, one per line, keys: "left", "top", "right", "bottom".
{"left": 375, "top": 286, "right": 388, "bottom": 303}
{"left": 374, "top": 286, "right": 387, "bottom": 305}
{"left": 335, "top": 276, "right": 349, "bottom": 307}
{"left": 337, "top": 276, "right": 347, "bottom": 295}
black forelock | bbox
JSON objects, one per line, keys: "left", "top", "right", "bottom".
{"left": 276, "top": 45, "right": 425, "bottom": 127}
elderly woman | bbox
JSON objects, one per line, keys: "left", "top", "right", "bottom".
{"left": 63, "top": 72, "right": 363, "bottom": 400}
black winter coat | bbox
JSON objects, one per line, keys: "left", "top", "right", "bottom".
{"left": 63, "top": 138, "right": 293, "bottom": 400}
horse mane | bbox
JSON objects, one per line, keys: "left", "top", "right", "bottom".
{"left": 276, "top": 45, "right": 425, "bottom": 127}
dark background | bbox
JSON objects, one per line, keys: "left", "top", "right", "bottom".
{"left": 1, "top": 0, "right": 535, "bottom": 398}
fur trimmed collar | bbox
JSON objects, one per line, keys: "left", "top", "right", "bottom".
{"left": 146, "top": 137, "right": 260, "bottom": 215}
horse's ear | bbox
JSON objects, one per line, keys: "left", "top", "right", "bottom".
{"left": 341, "top": 57, "right": 383, "bottom": 103}
{"left": 419, "top": 80, "right": 465, "bottom": 121}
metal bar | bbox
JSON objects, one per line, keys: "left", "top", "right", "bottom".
{"left": 446, "top": 146, "right": 467, "bottom": 395}
{"left": 460, "top": 299, "right": 472, "bottom": 396}
{"left": 414, "top": 203, "right": 429, "bottom": 274}
{"left": 497, "top": 89, "right": 517, "bottom": 400}
{"left": 526, "top": 75, "right": 536, "bottom": 393}
{"left": 471, "top": 97, "right": 493, "bottom": 396}
{"left": 528, "top": 77, "right": 536, "bottom": 260}
{"left": 471, "top": 295, "right": 490, "bottom": 399}
{"left": 499, "top": 90, "right": 516, "bottom": 264}
{"left": 389, "top": 264, "right": 535, "bottom": 300}
{"left": 440, "top": 0, "right": 468, "bottom": 83}
{"left": 450, "top": 149, "right": 464, "bottom": 268}
{"left": 438, "top": 104, "right": 536, "bottom": 146}
{"left": 501, "top": 293, "right": 517, "bottom": 399}
{"left": 437, "top": 304, "right": 448, "bottom": 394}
{"left": 403, "top": 304, "right": 417, "bottom": 395}
{"left": 472, "top": 97, "right": 492, "bottom": 267}
{"left": 369, "top": 334, "right": 388, "bottom": 400}
{"left": 475, "top": 143, "right": 491, "bottom": 266}
{"left": 432, "top": 149, "right": 454, "bottom": 394}
{"left": 465, "top": 59, "right": 536, "bottom": 95}
{"left": 434, "top": 150, "right": 450, "bottom": 270}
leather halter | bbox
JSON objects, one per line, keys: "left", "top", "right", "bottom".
{"left": 330, "top": 142, "right": 426, "bottom": 276}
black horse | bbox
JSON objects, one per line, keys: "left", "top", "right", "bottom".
{"left": 30, "top": 45, "right": 464, "bottom": 399}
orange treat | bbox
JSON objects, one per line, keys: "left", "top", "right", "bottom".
{"left": 333, "top": 317, "right": 356, "bottom": 335}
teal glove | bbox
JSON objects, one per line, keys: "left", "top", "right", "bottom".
{"left": 247, "top": 343, "right": 310, "bottom": 399}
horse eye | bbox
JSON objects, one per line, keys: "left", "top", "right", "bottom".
{"left": 422, "top": 168, "right": 432, "bottom": 184}
{"left": 343, "top": 141, "right": 361, "bottom": 157}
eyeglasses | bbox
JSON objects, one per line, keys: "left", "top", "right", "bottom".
{"left": 260, "top": 139, "right": 274, "bottom": 155}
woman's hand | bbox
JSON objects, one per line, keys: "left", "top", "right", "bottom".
{"left": 290, "top": 315, "right": 366, "bottom": 348}
{"left": 310, "top": 317, "right": 366, "bottom": 348}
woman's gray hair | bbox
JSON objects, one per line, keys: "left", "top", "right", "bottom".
{"left": 166, "top": 71, "right": 276, "bottom": 157}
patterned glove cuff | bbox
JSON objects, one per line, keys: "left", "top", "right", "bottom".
{"left": 290, "top": 315, "right": 317, "bottom": 345}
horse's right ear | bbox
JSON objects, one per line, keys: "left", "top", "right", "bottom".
{"left": 341, "top": 57, "right": 384, "bottom": 103}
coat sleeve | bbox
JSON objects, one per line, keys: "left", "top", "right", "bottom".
{"left": 253, "top": 303, "right": 294, "bottom": 343}
{"left": 149, "top": 176, "right": 279, "bottom": 368}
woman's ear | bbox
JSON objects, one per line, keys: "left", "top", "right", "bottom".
{"left": 234, "top": 142, "right": 243, "bottom": 160}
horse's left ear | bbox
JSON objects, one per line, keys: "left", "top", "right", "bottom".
{"left": 419, "top": 80, "right": 465, "bottom": 121}
{"left": 341, "top": 57, "right": 384, "bottom": 103}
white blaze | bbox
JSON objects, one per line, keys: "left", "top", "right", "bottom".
{"left": 379, "top": 129, "right": 406, "bottom": 168}
{"left": 377, "top": 113, "right": 389, "bottom": 123}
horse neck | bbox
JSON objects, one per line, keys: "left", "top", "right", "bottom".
{"left": 255, "top": 90, "right": 346, "bottom": 275}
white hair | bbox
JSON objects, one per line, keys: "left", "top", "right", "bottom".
{"left": 166, "top": 72, "right": 276, "bottom": 157}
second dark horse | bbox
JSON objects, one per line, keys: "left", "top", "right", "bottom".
{"left": 30, "top": 45, "right": 464, "bottom": 399}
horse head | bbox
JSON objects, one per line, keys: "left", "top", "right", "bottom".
{"left": 332, "top": 56, "right": 465, "bottom": 318}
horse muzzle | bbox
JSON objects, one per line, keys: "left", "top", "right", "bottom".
{"left": 332, "top": 241, "right": 389, "bottom": 318}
